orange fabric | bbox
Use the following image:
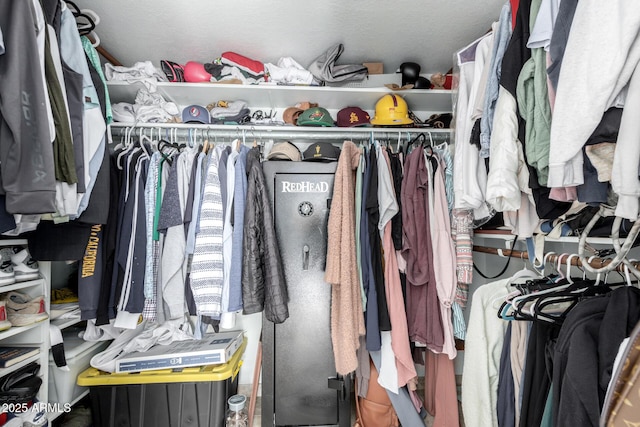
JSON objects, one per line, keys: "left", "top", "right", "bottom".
{"left": 424, "top": 349, "right": 437, "bottom": 416}
{"left": 354, "top": 357, "right": 399, "bottom": 427}
{"left": 424, "top": 350, "right": 460, "bottom": 427}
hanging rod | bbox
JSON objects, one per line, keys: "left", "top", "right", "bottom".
{"left": 108, "top": 122, "right": 452, "bottom": 143}
{"left": 473, "top": 245, "right": 640, "bottom": 273}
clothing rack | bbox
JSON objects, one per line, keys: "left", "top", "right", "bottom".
{"left": 473, "top": 244, "right": 640, "bottom": 274}
{"left": 108, "top": 122, "right": 452, "bottom": 144}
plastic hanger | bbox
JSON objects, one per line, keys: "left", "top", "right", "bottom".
{"left": 543, "top": 251, "right": 557, "bottom": 275}
{"left": 508, "top": 257, "right": 573, "bottom": 321}
{"left": 553, "top": 253, "right": 569, "bottom": 282}
{"left": 67, "top": 1, "right": 98, "bottom": 36}
{"left": 408, "top": 133, "right": 426, "bottom": 150}
{"left": 587, "top": 255, "right": 603, "bottom": 285}
{"left": 138, "top": 133, "right": 153, "bottom": 158}
{"left": 623, "top": 260, "right": 638, "bottom": 287}
{"left": 116, "top": 125, "right": 140, "bottom": 170}
{"left": 525, "top": 254, "right": 577, "bottom": 318}
{"left": 530, "top": 272, "right": 615, "bottom": 323}
{"left": 609, "top": 215, "right": 640, "bottom": 280}
{"left": 563, "top": 253, "right": 579, "bottom": 285}
{"left": 529, "top": 254, "right": 578, "bottom": 321}
{"left": 80, "top": 8, "right": 100, "bottom": 26}
{"left": 495, "top": 253, "right": 542, "bottom": 320}
{"left": 510, "top": 278, "right": 572, "bottom": 322}
{"left": 528, "top": 252, "right": 620, "bottom": 323}
{"left": 493, "top": 258, "right": 537, "bottom": 304}
{"left": 425, "top": 132, "right": 435, "bottom": 156}
{"left": 508, "top": 264, "right": 542, "bottom": 285}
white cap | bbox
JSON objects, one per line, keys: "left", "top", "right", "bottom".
{"left": 228, "top": 394, "right": 246, "bottom": 411}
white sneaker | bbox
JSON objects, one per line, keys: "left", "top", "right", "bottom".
{"left": 2, "top": 247, "right": 40, "bottom": 282}
{"left": 18, "top": 406, "right": 48, "bottom": 427}
{"left": 4, "top": 291, "right": 48, "bottom": 327}
{"left": 0, "top": 249, "right": 15, "bottom": 286}
{"left": 2, "top": 416, "right": 23, "bottom": 427}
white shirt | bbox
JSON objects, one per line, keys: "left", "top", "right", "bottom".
{"left": 461, "top": 279, "right": 510, "bottom": 427}
{"left": 528, "top": 0, "right": 562, "bottom": 51}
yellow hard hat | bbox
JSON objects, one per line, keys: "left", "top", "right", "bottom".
{"left": 370, "top": 94, "right": 414, "bottom": 126}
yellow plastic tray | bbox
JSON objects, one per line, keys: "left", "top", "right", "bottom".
{"left": 77, "top": 338, "right": 246, "bottom": 386}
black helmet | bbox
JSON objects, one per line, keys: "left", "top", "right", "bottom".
{"left": 397, "top": 62, "right": 421, "bottom": 87}
{"left": 413, "top": 76, "right": 432, "bottom": 89}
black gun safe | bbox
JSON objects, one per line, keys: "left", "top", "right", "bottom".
{"left": 262, "top": 160, "right": 352, "bottom": 427}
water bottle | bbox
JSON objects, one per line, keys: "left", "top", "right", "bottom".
{"left": 225, "top": 394, "right": 248, "bottom": 427}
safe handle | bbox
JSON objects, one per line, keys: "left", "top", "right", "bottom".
{"left": 328, "top": 375, "right": 348, "bottom": 401}
{"left": 302, "top": 244, "right": 310, "bottom": 270}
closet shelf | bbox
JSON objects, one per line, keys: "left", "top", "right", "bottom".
{"left": 0, "top": 278, "right": 46, "bottom": 295}
{"left": 0, "top": 239, "right": 28, "bottom": 246}
{"left": 0, "top": 353, "right": 42, "bottom": 378}
{"left": 105, "top": 81, "right": 454, "bottom": 114}
{"left": 51, "top": 318, "right": 83, "bottom": 331}
{"left": 474, "top": 231, "right": 623, "bottom": 246}
{"left": 0, "top": 323, "right": 44, "bottom": 341}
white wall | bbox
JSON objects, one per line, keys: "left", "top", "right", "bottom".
{"left": 222, "top": 313, "right": 262, "bottom": 386}
{"left": 73, "top": 0, "right": 505, "bottom": 75}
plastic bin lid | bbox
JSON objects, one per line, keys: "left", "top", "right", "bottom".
{"left": 77, "top": 338, "right": 247, "bottom": 386}
{"left": 48, "top": 329, "right": 105, "bottom": 361}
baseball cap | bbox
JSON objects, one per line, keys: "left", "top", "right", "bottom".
{"left": 302, "top": 142, "right": 341, "bottom": 162}
{"left": 337, "top": 107, "right": 371, "bottom": 127}
{"left": 283, "top": 102, "right": 320, "bottom": 125}
{"left": 283, "top": 107, "right": 304, "bottom": 125}
{"left": 297, "top": 107, "right": 335, "bottom": 127}
{"left": 266, "top": 141, "right": 302, "bottom": 161}
{"left": 295, "top": 101, "right": 318, "bottom": 110}
{"left": 182, "top": 105, "right": 210, "bottom": 124}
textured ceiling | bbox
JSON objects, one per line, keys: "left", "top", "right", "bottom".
{"left": 73, "top": 0, "right": 506, "bottom": 75}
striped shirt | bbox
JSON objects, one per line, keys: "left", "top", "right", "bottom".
{"left": 190, "top": 146, "right": 224, "bottom": 318}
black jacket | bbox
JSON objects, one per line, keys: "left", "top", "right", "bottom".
{"left": 241, "top": 148, "right": 289, "bottom": 323}
{"left": 552, "top": 286, "right": 640, "bottom": 426}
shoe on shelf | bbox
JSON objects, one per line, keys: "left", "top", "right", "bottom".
{"left": 0, "top": 362, "right": 42, "bottom": 405}
{"left": 1, "top": 247, "right": 39, "bottom": 282}
{"left": 16, "top": 404, "right": 48, "bottom": 427}
{"left": 0, "top": 249, "right": 15, "bottom": 287}
{"left": 51, "top": 288, "right": 79, "bottom": 304}
{"left": 2, "top": 416, "right": 24, "bottom": 427}
{"left": 0, "top": 300, "right": 12, "bottom": 332}
{"left": 3, "top": 292, "right": 48, "bottom": 327}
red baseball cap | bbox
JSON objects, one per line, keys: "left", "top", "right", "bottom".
{"left": 337, "top": 106, "right": 370, "bottom": 127}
